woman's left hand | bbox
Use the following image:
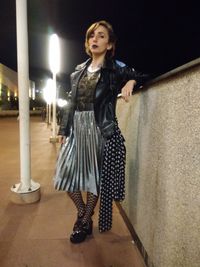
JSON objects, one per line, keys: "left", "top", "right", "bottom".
{"left": 121, "top": 80, "right": 136, "bottom": 102}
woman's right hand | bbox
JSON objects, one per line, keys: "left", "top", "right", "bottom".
{"left": 121, "top": 80, "right": 136, "bottom": 102}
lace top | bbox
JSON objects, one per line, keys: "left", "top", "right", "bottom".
{"left": 76, "top": 69, "right": 100, "bottom": 110}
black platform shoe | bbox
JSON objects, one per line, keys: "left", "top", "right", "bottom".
{"left": 73, "top": 214, "right": 84, "bottom": 231}
{"left": 73, "top": 210, "right": 94, "bottom": 231}
{"left": 70, "top": 220, "right": 93, "bottom": 244}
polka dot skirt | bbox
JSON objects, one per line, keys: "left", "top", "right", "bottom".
{"left": 99, "top": 123, "right": 126, "bottom": 232}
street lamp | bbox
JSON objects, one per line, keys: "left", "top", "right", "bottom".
{"left": 43, "top": 79, "right": 54, "bottom": 125}
{"left": 49, "top": 33, "right": 60, "bottom": 143}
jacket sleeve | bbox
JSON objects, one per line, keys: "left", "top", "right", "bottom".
{"left": 116, "top": 60, "right": 150, "bottom": 90}
{"left": 58, "top": 107, "right": 70, "bottom": 136}
{"left": 122, "top": 66, "right": 150, "bottom": 89}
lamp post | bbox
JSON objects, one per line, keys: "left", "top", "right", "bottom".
{"left": 49, "top": 34, "right": 60, "bottom": 143}
{"left": 43, "top": 79, "right": 54, "bottom": 125}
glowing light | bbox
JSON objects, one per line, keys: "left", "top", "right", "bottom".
{"left": 32, "top": 85, "right": 35, "bottom": 100}
{"left": 57, "top": 98, "right": 68, "bottom": 107}
{"left": 7, "top": 89, "right": 10, "bottom": 101}
{"left": 43, "top": 79, "right": 54, "bottom": 104}
{"left": 29, "top": 81, "right": 35, "bottom": 100}
{"left": 49, "top": 34, "right": 60, "bottom": 74}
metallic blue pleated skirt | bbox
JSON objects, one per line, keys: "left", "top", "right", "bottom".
{"left": 53, "top": 111, "right": 103, "bottom": 196}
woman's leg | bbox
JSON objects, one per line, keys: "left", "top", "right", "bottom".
{"left": 82, "top": 192, "right": 98, "bottom": 224}
{"left": 69, "top": 191, "right": 98, "bottom": 244}
{"left": 68, "top": 191, "right": 85, "bottom": 218}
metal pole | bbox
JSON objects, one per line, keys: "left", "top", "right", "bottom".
{"left": 49, "top": 34, "right": 59, "bottom": 143}
{"left": 16, "top": 0, "right": 30, "bottom": 189}
{"left": 46, "top": 102, "right": 48, "bottom": 124}
{"left": 49, "top": 73, "right": 58, "bottom": 142}
{"left": 52, "top": 72, "right": 57, "bottom": 138}
{"left": 48, "top": 103, "right": 51, "bottom": 125}
{"left": 11, "top": 0, "right": 40, "bottom": 203}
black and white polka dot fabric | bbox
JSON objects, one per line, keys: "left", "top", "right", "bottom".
{"left": 99, "top": 123, "right": 126, "bottom": 232}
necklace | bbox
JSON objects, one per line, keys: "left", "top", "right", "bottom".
{"left": 87, "top": 69, "right": 100, "bottom": 79}
{"left": 88, "top": 63, "right": 102, "bottom": 73}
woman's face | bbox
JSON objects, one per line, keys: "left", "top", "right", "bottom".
{"left": 88, "top": 25, "right": 112, "bottom": 57}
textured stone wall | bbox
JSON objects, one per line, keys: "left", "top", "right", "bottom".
{"left": 116, "top": 64, "right": 200, "bottom": 267}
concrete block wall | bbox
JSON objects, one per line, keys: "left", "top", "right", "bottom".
{"left": 116, "top": 61, "right": 200, "bottom": 267}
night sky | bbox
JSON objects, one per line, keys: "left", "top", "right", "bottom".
{"left": 1, "top": 0, "right": 200, "bottom": 87}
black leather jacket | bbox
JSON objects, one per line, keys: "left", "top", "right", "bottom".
{"left": 59, "top": 58, "right": 148, "bottom": 139}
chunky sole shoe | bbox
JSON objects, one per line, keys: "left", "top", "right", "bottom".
{"left": 73, "top": 214, "right": 84, "bottom": 231}
{"left": 70, "top": 220, "right": 93, "bottom": 244}
{"left": 82, "top": 220, "right": 93, "bottom": 235}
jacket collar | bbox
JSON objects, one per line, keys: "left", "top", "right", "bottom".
{"left": 75, "top": 58, "right": 91, "bottom": 71}
{"left": 75, "top": 58, "right": 116, "bottom": 71}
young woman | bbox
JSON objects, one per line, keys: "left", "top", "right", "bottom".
{"left": 54, "top": 20, "right": 147, "bottom": 243}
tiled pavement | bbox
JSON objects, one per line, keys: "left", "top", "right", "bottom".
{"left": 0, "top": 117, "right": 146, "bottom": 267}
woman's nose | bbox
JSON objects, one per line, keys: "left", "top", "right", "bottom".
{"left": 92, "top": 35, "right": 97, "bottom": 41}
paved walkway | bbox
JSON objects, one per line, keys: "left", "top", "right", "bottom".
{"left": 0, "top": 117, "right": 146, "bottom": 267}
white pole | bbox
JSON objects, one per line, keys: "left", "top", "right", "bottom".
{"left": 48, "top": 103, "right": 51, "bottom": 125}
{"left": 52, "top": 72, "right": 57, "bottom": 138}
{"left": 16, "top": 0, "right": 30, "bottom": 189}
{"left": 11, "top": 0, "right": 40, "bottom": 203}
{"left": 46, "top": 103, "right": 48, "bottom": 124}
{"left": 49, "top": 34, "right": 60, "bottom": 143}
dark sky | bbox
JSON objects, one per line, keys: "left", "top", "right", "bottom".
{"left": 1, "top": 0, "right": 200, "bottom": 86}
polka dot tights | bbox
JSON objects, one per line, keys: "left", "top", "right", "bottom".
{"left": 68, "top": 191, "right": 98, "bottom": 223}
